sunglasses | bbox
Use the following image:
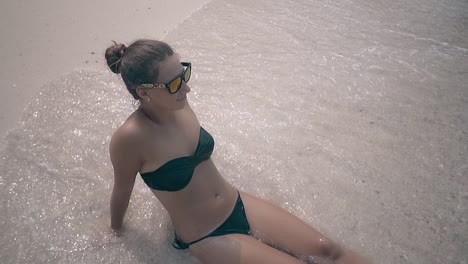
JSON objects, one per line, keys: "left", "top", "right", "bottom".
{"left": 140, "top": 62, "right": 191, "bottom": 94}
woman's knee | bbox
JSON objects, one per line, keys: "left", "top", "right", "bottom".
{"left": 315, "top": 238, "right": 344, "bottom": 260}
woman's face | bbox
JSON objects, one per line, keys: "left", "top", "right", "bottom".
{"left": 144, "top": 54, "right": 191, "bottom": 110}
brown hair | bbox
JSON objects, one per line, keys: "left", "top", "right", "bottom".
{"left": 105, "top": 39, "right": 174, "bottom": 99}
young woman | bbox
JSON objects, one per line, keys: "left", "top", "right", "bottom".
{"left": 105, "top": 39, "right": 370, "bottom": 264}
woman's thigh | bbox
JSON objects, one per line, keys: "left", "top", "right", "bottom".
{"left": 188, "top": 233, "right": 304, "bottom": 264}
{"left": 239, "top": 191, "right": 341, "bottom": 258}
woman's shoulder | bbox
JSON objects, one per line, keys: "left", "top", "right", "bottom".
{"left": 110, "top": 113, "right": 147, "bottom": 154}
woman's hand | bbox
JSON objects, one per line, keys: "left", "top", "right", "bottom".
{"left": 110, "top": 223, "right": 126, "bottom": 237}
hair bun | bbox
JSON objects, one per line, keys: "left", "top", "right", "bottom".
{"left": 105, "top": 41, "right": 127, "bottom": 74}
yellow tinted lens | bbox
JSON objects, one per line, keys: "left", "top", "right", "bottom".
{"left": 184, "top": 66, "right": 191, "bottom": 82}
{"left": 169, "top": 77, "right": 182, "bottom": 93}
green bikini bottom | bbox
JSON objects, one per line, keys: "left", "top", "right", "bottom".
{"left": 172, "top": 192, "right": 251, "bottom": 250}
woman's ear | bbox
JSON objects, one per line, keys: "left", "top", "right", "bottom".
{"left": 135, "top": 86, "right": 147, "bottom": 98}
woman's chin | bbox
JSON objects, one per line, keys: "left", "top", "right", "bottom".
{"left": 174, "top": 99, "right": 187, "bottom": 109}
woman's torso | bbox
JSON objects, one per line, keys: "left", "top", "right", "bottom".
{"left": 126, "top": 104, "right": 238, "bottom": 242}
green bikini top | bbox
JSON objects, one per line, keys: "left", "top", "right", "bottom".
{"left": 140, "top": 127, "right": 214, "bottom": 191}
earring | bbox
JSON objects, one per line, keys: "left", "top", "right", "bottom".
{"left": 146, "top": 97, "right": 151, "bottom": 103}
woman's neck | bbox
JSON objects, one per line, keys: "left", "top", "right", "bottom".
{"left": 138, "top": 105, "right": 177, "bottom": 126}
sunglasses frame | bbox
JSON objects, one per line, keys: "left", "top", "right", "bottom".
{"left": 140, "top": 62, "right": 191, "bottom": 94}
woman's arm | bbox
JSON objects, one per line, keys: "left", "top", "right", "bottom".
{"left": 109, "top": 127, "right": 142, "bottom": 230}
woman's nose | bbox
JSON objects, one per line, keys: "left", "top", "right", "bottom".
{"left": 181, "top": 81, "right": 191, "bottom": 93}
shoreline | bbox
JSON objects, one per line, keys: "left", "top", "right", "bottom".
{"left": 0, "top": 0, "right": 210, "bottom": 151}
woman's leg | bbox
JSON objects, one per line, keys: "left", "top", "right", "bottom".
{"left": 239, "top": 191, "right": 371, "bottom": 264}
{"left": 188, "top": 233, "right": 305, "bottom": 264}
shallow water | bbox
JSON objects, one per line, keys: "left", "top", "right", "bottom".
{"left": 1, "top": 0, "right": 467, "bottom": 263}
